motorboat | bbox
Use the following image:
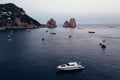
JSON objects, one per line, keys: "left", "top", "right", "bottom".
{"left": 69, "top": 35, "right": 72, "bottom": 38}
{"left": 99, "top": 40, "right": 107, "bottom": 49}
{"left": 42, "top": 37, "right": 45, "bottom": 41}
{"left": 101, "top": 44, "right": 106, "bottom": 48}
{"left": 27, "top": 29, "right": 30, "bottom": 32}
{"left": 8, "top": 35, "right": 11, "bottom": 38}
{"left": 8, "top": 38, "right": 12, "bottom": 41}
{"left": 10, "top": 32, "right": 13, "bottom": 35}
{"left": 99, "top": 43, "right": 106, "bottom": 49}
{"left": 50, "top": 32, "right": 56, "bottom": 35}
{"left": 88, "top": 31, "right": 95, "bottom": 33}
{"left": 57, "top": 62, "right": 84, "bottom": 71}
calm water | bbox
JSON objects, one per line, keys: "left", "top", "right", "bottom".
{"left": 0, "top": 25, "right": 120, "bottom": 80}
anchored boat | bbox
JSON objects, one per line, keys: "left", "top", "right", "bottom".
{"left": 57, "top": 62, "right": 84, "bottom": 71}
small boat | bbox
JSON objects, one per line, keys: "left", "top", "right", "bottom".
{"left": 57, "top": 62, "right": 84, "bottom": 71}
{"left": 88, "top": 31, "right": 95, "bottom": 33}
{"left": 99, "top": 40, "right": 107, "bottom": 49}
{"left": 109, "top": 26, "right": 115, "bottom": 28}
{"left": 77, "top": 27, "right": 83, "bottom": 29}
{"left": 50, "top": 32, "right": 56, "bottom": 35}
{"left": 8, "top": 35, "right": 11, "bottom": 38}
{"left": 10, "top": 32, "right": 13, "bottom": 35}
{"left": 69, "top": 35, "right": 72, "bottom": 38}
{"left": 27, "top": 29, "right": 30, "bottom": 32}
{"left": 8, "top": 38, "right": 12, "bottom": 41}
{"left": 101, "top": 44, "right": 106, "bottom": 48}
{"left": 10, "top": 30, "right": 13, "bottom": 35}
{"left": 99, "top": 43, "right": 106, "bottom": 49}
{"left": 42, "top": 37, "right": 45, "bottom": 41}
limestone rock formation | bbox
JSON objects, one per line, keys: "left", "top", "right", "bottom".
{"left": 63, "top": 21, "right": 69, "bottom": 27}
{"left": 0, "top": 3, "right": 41, "bottom": 30}
{"left": 63, "top": 18, "right": 76, "bottom": 28}
{"left": 69, "top": 18, "right": 76, "bottom": 27}
{"left": 47, "top": 18, "right": 57, "bottom": 28}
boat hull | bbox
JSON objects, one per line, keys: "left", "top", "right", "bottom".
{"left": 57, "top": 66, "right": 84, "bottom": 71}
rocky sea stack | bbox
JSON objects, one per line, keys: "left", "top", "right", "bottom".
{"left": 47, "top": 18, "right": 57, "bottom": 28}
{"left": 0, "top": 3, "right": 41, "bottom": 30}
{"left": 63, "top": 18, "right": 76, "bottom": 28}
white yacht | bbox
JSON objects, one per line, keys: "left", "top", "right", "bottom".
{"left": 57, "top": 62, "right": 84, "bottom": 71}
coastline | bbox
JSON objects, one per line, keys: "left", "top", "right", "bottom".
{"left": 0, "top": 24, "right": 56, "bottom": 31}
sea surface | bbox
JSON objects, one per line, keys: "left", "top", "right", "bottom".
{"left": 0, "top": 24, "right": 120, "bottom": 80}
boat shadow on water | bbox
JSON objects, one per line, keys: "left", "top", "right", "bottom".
{"left": 56, "top": 69, "right": 84, "bottom": 74}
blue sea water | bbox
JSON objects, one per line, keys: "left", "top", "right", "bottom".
{"left": 0, "top": 24, "right": 120, "bottom": 80}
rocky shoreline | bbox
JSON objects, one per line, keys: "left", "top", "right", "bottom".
{"left": 0, "top": 3, "right": 77, "bottom": 31}
{"left": 0, "top": 3, "right": 41, "bottom": 30}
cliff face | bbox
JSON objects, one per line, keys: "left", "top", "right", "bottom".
{"left": 63, "top": 18, "right": 76, "bottom": 28}
{"left": 0, "top": 3, "right": 41, "bottom": 30}
{"left": 47, "top": 18, "right": 57, "bottom": 28}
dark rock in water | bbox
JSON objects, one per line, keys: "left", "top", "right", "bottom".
{"left": 63, "top": 18, "right": 76, "bottom": 28}
{"left": 0, "top": 3, "right": 41, "bottom": 30}
{"left": 47, "top": 18, "right": 57, "bottom": 28}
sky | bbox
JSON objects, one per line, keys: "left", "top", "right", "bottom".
{"left": 0, "top": 0, "right": 120, "bottom": 24}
